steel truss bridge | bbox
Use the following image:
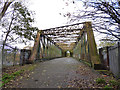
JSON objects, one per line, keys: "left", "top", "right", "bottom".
{"left": 28, "top": 22, "right": 101, "bottom": 68}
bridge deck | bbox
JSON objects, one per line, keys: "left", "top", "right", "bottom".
{"left": 14, "top": 57, "right": 108, "bottom": 88}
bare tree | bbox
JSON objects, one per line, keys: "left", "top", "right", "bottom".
{"left": 61, "top": 0, "right": 120, "bottom": 40}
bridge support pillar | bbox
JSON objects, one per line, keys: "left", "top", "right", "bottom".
{"left": 84, "top": 22, "right": 101, "bottom": 68}
{"left": 29, "top": 31, "right": 41, "bottom": 63}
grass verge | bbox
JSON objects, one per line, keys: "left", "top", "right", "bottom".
{"left": 1, "top": 70, "right": 24, "bottom": 87}
{"left": 1, "top": 64, "right": 37, "bottom": 87}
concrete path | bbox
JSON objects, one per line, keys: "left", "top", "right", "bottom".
{"left": 18, "top": 57, "right": 100, "bottom": 88}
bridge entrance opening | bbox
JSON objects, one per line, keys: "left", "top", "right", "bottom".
{"left": 66, "top": 51, "right": 70, "bottom": 57}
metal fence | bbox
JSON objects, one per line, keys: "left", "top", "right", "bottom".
{"left": 2, "top": 44, "right": 20, "bottom": 67}
{"left": 99, "top": 42, "right": 120, "bottom": 78}
{"left": 108, "top": 42, "right": 120, "bottom": 78}
{"left": 20, "top": 49, "right": 31, "bottom": 65}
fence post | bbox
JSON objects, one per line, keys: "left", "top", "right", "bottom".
{"left": 118, "top": 42, "right": 120, "bottom": 78}
{"left": 84, "top": 22, "right": 101, "bottom": 68}
{"left": 13, "top": 46, "right": 17, "bottom": 66}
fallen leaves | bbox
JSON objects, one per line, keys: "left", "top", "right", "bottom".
{"left": 2, "top": 63, "right": 38, "bottom": 88}
{"left": 67, "top": 64, "right": 117, "bottom": 88}
{"left": 43, "top": 82, "right": 49, "bottom": 87}
{"left": 58, "top": 86, "right": 62, "bottom": 88}
{"left": 34, "top": 79, "right": 38, "bottom": 82}
{"left": 43, "top": 70, "right": 47, "bottom": 72}
{"left": 102, "top": 75, "right": 107, "bottom": 77}
{"left": 20, "top": 76, "right": 23, "bottom": 79}
{"left": 47, "top": 77, "right": 50, "bottom": 79}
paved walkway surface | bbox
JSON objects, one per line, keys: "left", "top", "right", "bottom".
{"left": 18, "top": 57, "right": 101, "bottom": 88}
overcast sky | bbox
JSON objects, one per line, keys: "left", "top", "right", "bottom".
{"left": 28, "top": 0, "right": 67, "bottom": 29}
{"left": 27, "top": 0, "right": 85, "bottom": 29}
{"left": 26, "top": 0, "right": 102, "bottom": 47}
{"left": 0, "top": 0, "right": 103, "bottom": 49}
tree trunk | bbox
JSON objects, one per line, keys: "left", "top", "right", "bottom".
{"left": 1, "top": 11, "right": 14, "bottom": 65}
{"left": 0, "top": 0, "right": 14, "bottom": 21}
{"left": 2, "top": 31, "right": 10, "bottom": 66}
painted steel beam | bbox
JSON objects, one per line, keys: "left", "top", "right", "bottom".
{"left": 29, "top": 31, "right": 41, "bottom": 63}
{"left": 84, "top": 22, "right": 101, "bottom": 67}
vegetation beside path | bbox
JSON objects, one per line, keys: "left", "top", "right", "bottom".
{"left": 67, "top": 63, "right": 120, "bottom": 89}
{"left": 1, "top": 58, "right": 120, "bottom": 89}
{"left": 1, "top": 63, "right": 38, "bottom": 88}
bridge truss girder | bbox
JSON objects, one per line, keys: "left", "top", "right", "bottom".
{"left": 29, "top": 22, "right": 101, "bottom": 68}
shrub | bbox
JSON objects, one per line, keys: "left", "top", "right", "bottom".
{"left": 109, "top": 80, "right": 118, "bottom": 86}
{"left": 104, "top": 85, "right": 112, "bottom": 90}
{"left": 96, "top": 78, "right": 106, "bottom": 84}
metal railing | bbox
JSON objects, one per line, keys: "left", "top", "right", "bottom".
{"left": 2, "top": 44, "right": 20, "bottom": 67}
